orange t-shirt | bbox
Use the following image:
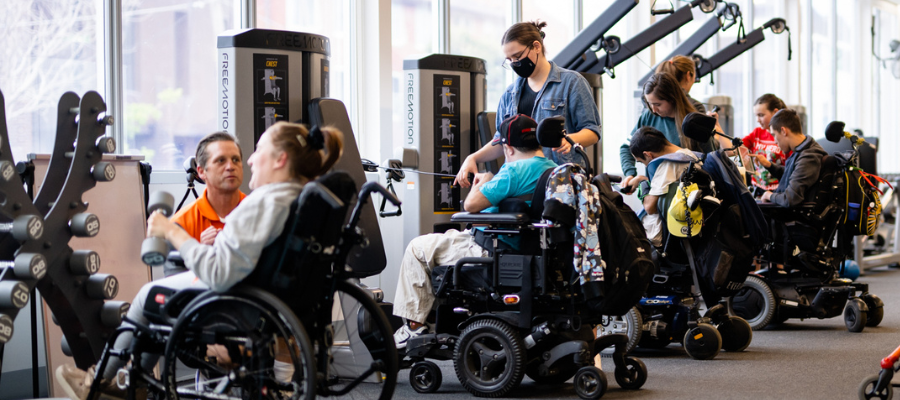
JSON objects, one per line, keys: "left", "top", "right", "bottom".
{"left": 171, "top": 188, "right": 247, "bottom": 241}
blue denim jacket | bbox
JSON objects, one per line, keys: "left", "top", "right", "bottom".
{"left": 495, "top": 61, "right": 602, "bottom": 165}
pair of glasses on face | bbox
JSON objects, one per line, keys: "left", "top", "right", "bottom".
{"left": 501, "top": 46, "right": 532, "bottom": 70}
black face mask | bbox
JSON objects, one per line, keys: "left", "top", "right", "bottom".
{"left": 511, "top": 48, "right": 537, "bottom": 79}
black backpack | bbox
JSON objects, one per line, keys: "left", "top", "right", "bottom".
{"left": 589, "top": 175, "right": 655, "bottom": 316}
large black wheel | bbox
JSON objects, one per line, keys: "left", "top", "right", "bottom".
{"left": 614, "top": 356, "right": 647, "bottom": 390}
{"left": 597, "top": 308, "right": 642, "bottom": 354}
{"left": 454, "top": 319, "right": 526, "bottom": 397}
{"left": 858, "top": 374, "right": 893, "bottom": 400}
{"left": 717, "top": 316, "right": 753, "bottom": 352}
{"left": 163, "top": 288, "right": 317, "bottom": 400}
{"left": 317, "top": 280, "right": 399, "bottom": 400}
{"left": 861, "top": 293, "right": 885, "bottom": 327}
{"left": 573, "top": 366, "right": 607, "bottom": 400}
{"left": 845, "top": 298, "right": 868, "bottom": 333}
{"left": 683, "top": 323, "right": 722, "bottom": 360}
{"left": 409, "top": 361, "right": 442, "bottom": 393}
{"left": 727, "top": 276, "right": 776, "bottom": 330}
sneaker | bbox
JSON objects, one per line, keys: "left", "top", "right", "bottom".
{"left": 393, "top": 324, "right": 428, "bottom": 349}
{"left": 56, "top": 364, "right": 126, "bottom": 400}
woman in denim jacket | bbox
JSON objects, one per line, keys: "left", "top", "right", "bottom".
{"left": 455, "top": 21, "right": 601, "bottom": 188}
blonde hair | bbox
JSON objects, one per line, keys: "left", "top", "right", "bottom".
{"left": 642, "top": 72, "right": 700, "bottom": 151}
{"left": 265, "top": 121, "right": 343, "bottom": 181}
{"left": 655, "top": 55, "right": 696, "bottom": 84}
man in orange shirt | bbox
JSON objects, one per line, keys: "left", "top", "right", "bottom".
{"left": 172, "top": 132, "right": 246, "bottom": 244}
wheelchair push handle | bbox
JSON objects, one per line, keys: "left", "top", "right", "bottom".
{"left": 301, "top": 181, "right": 344, "bottom": 209}
{"left": 348, "top": 181, "right": 401, "bottom": 231}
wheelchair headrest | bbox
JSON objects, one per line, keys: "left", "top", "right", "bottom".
{"left": 682, "top": 112, "right": 717, "bottom": 143}
{"left": 536, "top": 116, "right": 566, "bottom": 148}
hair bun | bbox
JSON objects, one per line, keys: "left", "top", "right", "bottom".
{"left": 539, "top": 31, "right": 546, "bottom": 39}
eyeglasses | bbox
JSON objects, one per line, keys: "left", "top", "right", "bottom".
{"left": 501, "top": 46, "right": 532, "bottom": 70}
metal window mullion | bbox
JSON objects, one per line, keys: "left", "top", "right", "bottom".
{"left": 574, "top": 0, "right": 582, "bottom": 34}
{"left": 745, "top": 2, "right": 754, "bottom": 134}
{"left": 434, "top": 0, "right": 449, "bottom": 53}
{"left": 512, "top": 0, "right": 522, "bottom": 25}
{"left": 103, "top": 0, "right": 124, "bottom": 150}
{"left": 242, "top": 0, "right": 255, "bottom": 29}
{"left": 830, "top": 0, "right": 837, "bottom": 120}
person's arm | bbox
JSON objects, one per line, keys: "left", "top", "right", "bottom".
{"left": 464, "top": 172, "right": 495, "bottom": 212}
{"left": 456, "top": 143, "right": 503, "bottom": 188}
{"left": 643, "top": 194, "right": 660, "bottom": 215}
{"left": 765, "top": 160, "right": 784, "bottom": 179}
{"left": 567, "top": 76, "right": 602, "bottom": 149}
{"left": 768, "top": 153, "right": 821, "bottom": 208}
{"left": 620, "top": 117, "right": 643, "bottom": 178}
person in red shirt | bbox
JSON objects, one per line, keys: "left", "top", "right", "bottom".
{"left": 741, "top": 94, "right": 789, "bottom": 192}
{"left": 171, "top": 132, "right": 246, "bottom": 244}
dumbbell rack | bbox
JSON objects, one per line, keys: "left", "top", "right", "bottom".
{"left": 0, "top": 90, "right": 124, "bottom": 380}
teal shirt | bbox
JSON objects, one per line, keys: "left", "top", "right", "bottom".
{"left": 476, "top": 156, "right": 558, "bottom": 248}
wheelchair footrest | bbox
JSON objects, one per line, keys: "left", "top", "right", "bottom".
{"left": 404, "top": 333, "right": 456, "bottom": 360}
{"left": 535, "top": 340, "right": 592, "bottom": 376}
{"left": 810, "top": 286, "right": 853, "bottom": 319}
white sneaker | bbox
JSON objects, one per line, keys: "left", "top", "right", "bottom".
{"left": 393, "top": 324, "right": 428, "bottom": 349}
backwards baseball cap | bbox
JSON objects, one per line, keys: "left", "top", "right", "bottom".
{"left": 492, "top": 114, "right": 539, "bottom": 148}
{"left": 667, "top": 182, "right": 703, "bottom": 238}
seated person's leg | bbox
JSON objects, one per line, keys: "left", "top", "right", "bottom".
{"left": 393, "top": 229, "right": 487, "bottom": 346}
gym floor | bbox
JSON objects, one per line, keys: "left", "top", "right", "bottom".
{"left": 390, "top": 265, "right": 900, "bottom": 400}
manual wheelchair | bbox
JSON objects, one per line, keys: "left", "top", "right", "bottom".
{"left": 86, "top": 171, "right": 400, "bottom": 400}
{"left": 727, "top": 150, "right": 885, "bottom": 332}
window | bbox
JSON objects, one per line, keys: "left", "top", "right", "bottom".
{"left": 835, "top": 0, "right": 859, "bottom": 130}
{"left": 715, "top": 0, "right": 749, "bottom": 138}
{"left": 809, "top": 1, "right": 834, "bottom": 139}
{"left": 392, "top": 0, "right": 433, "bottom": 142}
{"left": 0, "top": 1, "right": 100, "bottom": 163}
{"left": 450, "top": 0, "right": 509, "bottom": 109}
{"left": 522, "top": 0, "right": 575, "bottom": 61}
{"left": 752, "top": 0, "right": 784, "bottom": 109}
{"left": 122, "top": 0, "right": 236, "bottom": 171}
{"left": 873, "top": 7, "right": 899, "bottom": 173}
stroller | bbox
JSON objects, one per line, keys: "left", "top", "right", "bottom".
{"left": 399, "top": 116, "right": 652, "bottom": 399}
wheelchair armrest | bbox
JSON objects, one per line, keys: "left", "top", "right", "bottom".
{"left": 451, "top": 212, "right": 530, "bottom": 225}
{"left": 167, "top": 251, "right": 184, "bottom": 266}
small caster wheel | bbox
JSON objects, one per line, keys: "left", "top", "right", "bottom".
{"left": 683, "top": 323, "right": 722, "bottom": 360}
{"left": 409, "top": 361, "right": 442, "bottom": 393}
{"left": 574, "top": 366, "right": 607, "bottom": 399}
{"left": 860, "top": 293, "right": 884, "bottom": 327}
{"left": 858, "top": 373, "right": 892, "bottom": 399}
{"left": 614, "top": 356, "right": 647, "bottom": 390}
{"left": 718, "top": 316, "right": 753, "bottom": 352}
{"left": 844, "top": 298, "right": 867, "bottom": 333}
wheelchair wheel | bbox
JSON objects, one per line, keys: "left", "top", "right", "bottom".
{"left": 613, "top": 356, "right": 647, "bottom": 390}
{"left": 317, "top": 280, "right": 399, "bottom": 400}
{"left": 682, "top": 323, "right": 721, "bottom": 360}
{"left": 717, "top": 316, "right": 753, "bottom": 352}
{"left": 727, "top": 276, "right": 776, "bottom": 330}
{"left": 454, "top": 319, "right": 526, "bottom": 397}
{"left": 163, "top": 288, "right": 317, "bottom": 400}
{"left": 858, "top": 374, "right": 893, "bottom": 400}
{"left": 409, "top": 361, "right": 442, "bottom": 393}
{"left": 597, "top": 308, "right": 642, "bottom": 354}
{"left": 861, "top": 293, "right": 885, "bottom": 327}
{"left": 844, "top": 298, "right": 868, "bottom": 333}
{"left": 573, "top": 366, "right": 607, "bottom": 400}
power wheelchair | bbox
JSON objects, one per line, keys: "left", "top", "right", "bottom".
{"left": 86, "top": 171, "right": 401, "bottom": 400}
{"left": 401, "top": 118, "right": 649, "bottom": 399}
{"left": 599, "top": 152, "right": 755, "bottom": 360}
{"left": 727, "top": 142, "right": 885, "bottom": 332}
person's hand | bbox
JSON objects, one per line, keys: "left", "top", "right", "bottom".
{"left": 760, "top": 191, "right": 773, "bottom": 202}
{"left": 620, "top": 175, "right": 648, "bottom": 195}
{"left": 472, "top": 172, "right": 494, "bottom": 188}
{"left": 147, "top": 210, "right": 175, "bottom": 239}
{"left": 555, "top": 138, "right": 572, "bottom": 155}
{"left": 454, "top": 156, "right": 479, "bottom": 188}
{"left": 199, "top": 226, "right": 220, "bottom": 245}
{"left": 754, "top": 154, "right": 771, "bottom": 168}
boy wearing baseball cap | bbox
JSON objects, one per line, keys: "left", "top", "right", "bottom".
{"left": 393, "top": 114, "right": 557, "bottom": 348}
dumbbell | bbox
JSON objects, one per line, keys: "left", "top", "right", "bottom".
{"left": 0, "top": 160, "right": 16, "bottom": 182}
{"left": 0, "top": 280, "right": 30, "bottom": 309}
{"left": 100, "top": 301, "right": 130, "bottom": 327}
{"left": 0, "top": 313, "right": 12, "bottom": 343}
{"left": 7, "top": 253, "right": 48, "bottom": 280}
{"left": 141, "top": 192, "right": 175, "bottom": 266}
{"left": 0, "top": 214, "right": 44, "bottom": 241}
{"left": 96, "top": 136, "right": 116, "bottom": 154}
{"left": 93, "top": 161, "right": 116, "bottom": 182}
{"left": 69, "top": 250, "right": 101, "bottom": 275}
{"left": 85, "top": 273, "right": 118, "bottom": 300}
{"left": 70, "top": 213, "right": 100, "bottom": 237}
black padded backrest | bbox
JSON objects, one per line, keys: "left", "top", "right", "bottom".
{"left": 818, "top": 137, "right": 878, "bottom": 174}
{"left": 529, "top": 168, "right": 555, "bottom": 220}
{"left": 476, "top": 111, "right": 503, "bottom": 174}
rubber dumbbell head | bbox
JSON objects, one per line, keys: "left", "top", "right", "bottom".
{"left": 70, "top": 250, "right": 101, "bottom": 275}
{"left": 147, "top": 192, "right": 175, "bottom": 217}
{"left": 0, "top": 280, "right": 30, "bottom": 309}
{"left": 0, "top": 161, "right": 16, "bottom": 182}
{"left": 0, "top": 214, "right": 44, "bottom": 241}
{"left": 100, "top": 301, "right": 130, "bottom": 328}
{"left": 141, "top": 237, "right": 168, "bottom": 266}
{"left": 85, "top": 273, "right": 118, "bottom": 300}
{"left": 70, "top": 213, "right": 100, "bottom": 237}
{"left": 0, "top": 314, "right": 12, "bottom": 343}
{"left": 10, "top": 253, "right": 48, "bottom": 280}
{"left": 93, "top": 162, "right": 116, "bottom": 182}
{"left": 96, "top": 137, "right": 116, "bottom": 154}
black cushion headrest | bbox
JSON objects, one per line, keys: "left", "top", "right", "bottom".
{"left": 682, "top": 112, "right": 717, "bottom": 143}
{"left": 536, "top": 116, "right": 566, "bottom": 148}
